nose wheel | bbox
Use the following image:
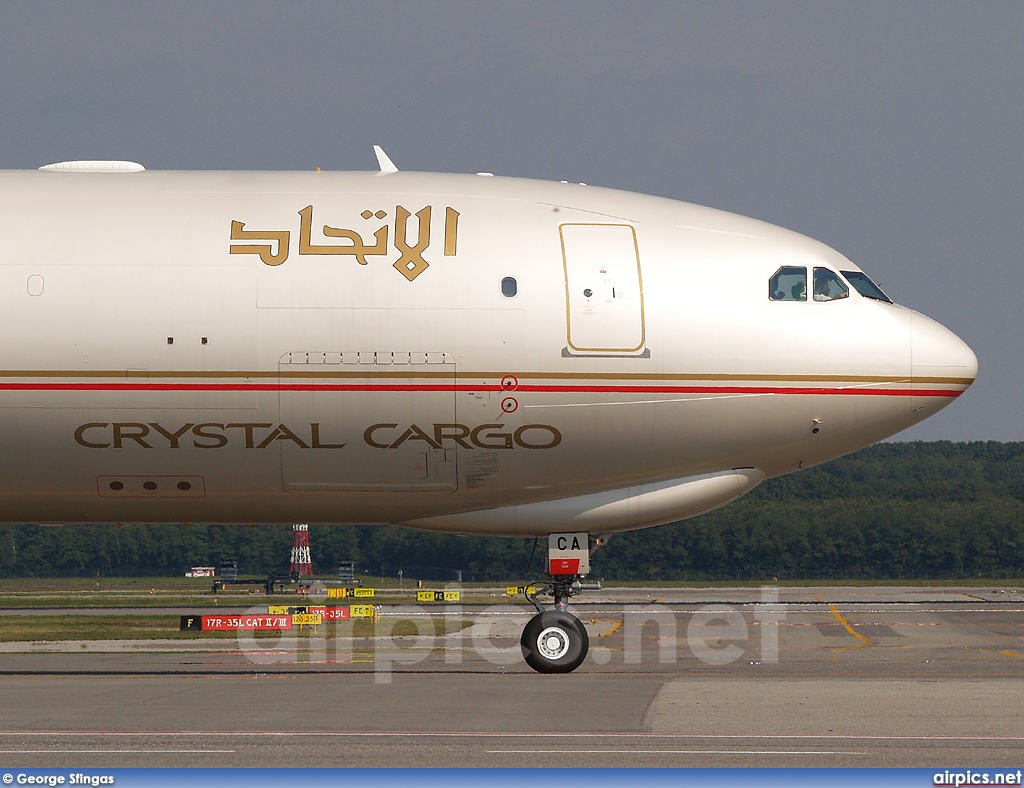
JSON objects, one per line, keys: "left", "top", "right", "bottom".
{"left": 519, "top": 532, "right": 602, "bottom": 673}
{"left": 521, "top": 609, "right": 589, "bottom": 673}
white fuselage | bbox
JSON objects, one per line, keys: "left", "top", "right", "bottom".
{"left": 0, "top": 169, "right": 976, "bottom": 535}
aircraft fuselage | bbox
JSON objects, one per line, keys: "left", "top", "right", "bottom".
{"left": 0, "top": 169, "right": 976, "bottom": 534}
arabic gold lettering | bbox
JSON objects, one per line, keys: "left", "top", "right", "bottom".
{"left": 444, "top": 207, "right": 460, "bottom": 256}
{"left": 229, "top": 220, "right": 290, "bottom": 267}
{"left": 393, "top": 205, "right": 431, "bottom": 281}
{"left": 323, "top": 223, "right": 388, "bottom": 265}
{"left": 298, "top": 205, "right": 346, "bottom": 256}
{"left": 299, "top": 205, "right": 390, "bottom": 266}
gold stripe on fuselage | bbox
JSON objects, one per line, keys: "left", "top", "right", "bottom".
{"left": 0, "top": 369, "right": 975, "bottom": 386}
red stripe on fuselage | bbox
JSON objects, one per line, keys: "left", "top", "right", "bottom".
{"left": 0, "top": 382, "right": 963, "bottom": 397}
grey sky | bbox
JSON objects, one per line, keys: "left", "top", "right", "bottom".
{"left": 0, "top": 2, "right": 1018, "bottom": 441}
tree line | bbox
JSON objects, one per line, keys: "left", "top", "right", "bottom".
{"left": 1, "top": 441, "right": 1022, "bottom": 581}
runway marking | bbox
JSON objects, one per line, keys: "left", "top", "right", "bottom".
{"left": 788, "top": 621, "right": 943, "bottom": 627}
{"left": 591, "top": 619, "right": 623, "bottom": 638}
{"left": 775, "top": 607, "right": 1024, "bottom": 614}
{"left": 3, "top": 732, "right": 1023, "bottom": 741}
{"left": 814, "top": 595, "right": 871, "bottom": 650}
{"left": 489, "top": 749, "right": 867, "bottom": 755}
{"left": 0, "top": 750, "right": 235, "bottom": 754}
{"left": 960, "top": 646, "right": 1024, "bottom": 660}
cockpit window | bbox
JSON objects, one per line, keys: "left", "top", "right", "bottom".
{"left": 812, "top": 267, "right": 849, "bottom": 302}
{"left": 840, "top": 270, "right": 892, "bottom": 303}
{"left": 769, "top": 266, "right": 807, "bottom": 301}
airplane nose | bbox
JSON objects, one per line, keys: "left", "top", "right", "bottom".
{"left": 912, "top": 312, "right": 978, "bottom": 386}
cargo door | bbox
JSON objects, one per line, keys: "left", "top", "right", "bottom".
{"left": 561, "top": 223, "right": 646, "bottom": 355}
{"left": 279, "top": 351, "right": 457, "bottom": 492}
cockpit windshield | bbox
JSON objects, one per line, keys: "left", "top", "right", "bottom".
{"left": 813, "top": 268, "right": 849, "bottom": 302}
{"left": 840, "top": 270, "right": 892, "bottom": 303}
{"left": 769, "top": 266, "right": 806, "bottom": 301}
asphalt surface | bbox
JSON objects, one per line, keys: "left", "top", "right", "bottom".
{"left": 0, "top": 586, "right": 1021, "bottom": 768}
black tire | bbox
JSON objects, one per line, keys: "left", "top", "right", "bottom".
{"left": 520, "top": 610, "right": 589, "bottom": 673}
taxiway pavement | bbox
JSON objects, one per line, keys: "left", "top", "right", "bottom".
{"left": 0, "top": 586, "right": 1021, "bottom": 768}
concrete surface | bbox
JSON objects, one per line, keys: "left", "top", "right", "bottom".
{"left": 0, "top": 587, "right": 1021, "bottom": 767}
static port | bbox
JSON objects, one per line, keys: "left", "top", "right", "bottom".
{"left": 177, "top": 481, "right": 192, "bottom": 491}
{"left": 143, "top": 481, "right": 158, "bottom": 491}
{"left": 109, "top": 481, "right": 124, "bottom": 491}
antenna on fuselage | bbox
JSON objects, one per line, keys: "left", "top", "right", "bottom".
{"left": 373, "top": 145, "right": 398, "bottom": 174}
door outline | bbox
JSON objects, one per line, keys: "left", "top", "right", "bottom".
{"left": 560, "top": 223, "right": 646, "bottom": 354}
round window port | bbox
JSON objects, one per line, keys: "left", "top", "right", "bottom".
{"left": 143, "top": 481, "right": 158, "bottom": 491}
{"left": 108, "top": 481, "right": 124, "bottom": 491}
{"left": 583, "top": 288, "right": 593, "bottom": 298}
{"left": 177, "top": 481, "right": 192, "bottom": 491}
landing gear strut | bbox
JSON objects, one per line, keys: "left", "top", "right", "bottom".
{"left": 520, "top": 532, "right": 602, "bottom": 674}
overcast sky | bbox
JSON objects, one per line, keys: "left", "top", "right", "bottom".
{"left": 0, "top": 2, "right": 1018, "bottom": 441}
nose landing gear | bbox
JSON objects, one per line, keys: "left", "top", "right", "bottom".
{"left": 519, "top": 532, "right": 602, "bottom": 674}
{"left": 521, "top": 608, "right": 588, "bottom": 673}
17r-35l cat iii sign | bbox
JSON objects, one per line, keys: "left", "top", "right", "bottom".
{"left": 549, "top": 532, "right": 590, "bottom": 575}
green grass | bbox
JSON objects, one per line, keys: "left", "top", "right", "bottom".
{"left": 0, "top": 576, "right": 521, "bottom": 609}
{"left": 0, "top": 577, "right": 504, "bottom": 591}
{"left": 0, "top": 615, "right": 222, "bottom": 642}
{"left": 1, "top": 576, "right": 1021, "bottom": 612}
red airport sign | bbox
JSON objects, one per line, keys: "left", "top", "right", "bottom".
{"left": 199, "top": 615, "right": 292, "bottom": 631}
